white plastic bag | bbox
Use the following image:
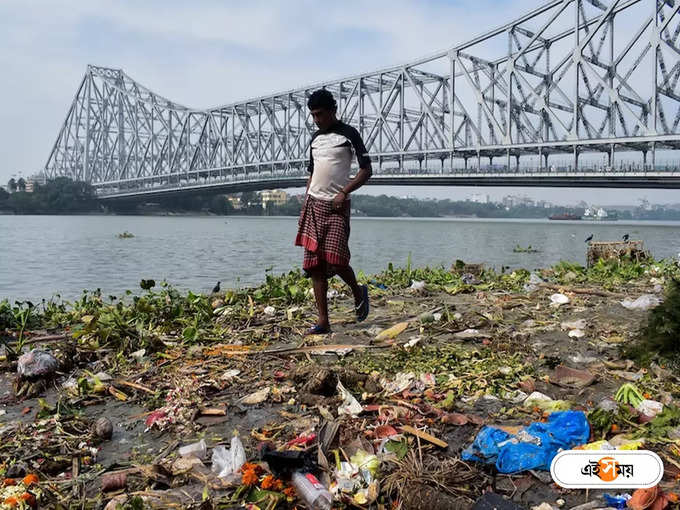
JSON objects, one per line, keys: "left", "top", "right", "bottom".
{"left": 337, "top": 381, "right": 362, "bottom": 417}
{"left": 549, "top": 293, "right": 570, "bottom": 306}
{"left": 621, "top": 294, "right": 661, "bottom": 311}
{"left": 211, "top": 435, "right": 246, "bottom": 478}
{"left": 529, "top": 273, "right": 544, "bottom": 285}
{"left": 636, "top": 399, "right": 663, "bottom": 418}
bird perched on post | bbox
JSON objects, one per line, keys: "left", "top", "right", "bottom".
{"left": 622, "top": 234, "right": 630, "bottom": 242}
{"left": 212, "top": 281, "right": 221, "bottom": 294}
{"left": 585, "top": 234, "right": 594, "bottom": 243}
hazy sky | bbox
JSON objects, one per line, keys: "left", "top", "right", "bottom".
{"left": 1, "top": 0, "right": 678, "bottom": 206}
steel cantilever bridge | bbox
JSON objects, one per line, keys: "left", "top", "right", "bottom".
{"left": 45, "top": 0, "right": 680, "bottom": 199}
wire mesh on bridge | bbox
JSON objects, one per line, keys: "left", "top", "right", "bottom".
{"left": 45, "top": 0, "right": 680, "bottom": 197}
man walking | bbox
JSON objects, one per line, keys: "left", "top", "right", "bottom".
{"left": 295, "top": 89, "right": 372, "bottom": 335}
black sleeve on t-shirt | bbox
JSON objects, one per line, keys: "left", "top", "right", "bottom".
{"left": 307, "top": 131, "right": 320, "bottom": 174}
{"left": 336, "top": 123, "right": 372, "bottom": 169}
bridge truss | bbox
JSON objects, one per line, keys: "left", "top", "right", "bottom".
{"left": 45, "top": 0, "right": 680, "bottom": 197}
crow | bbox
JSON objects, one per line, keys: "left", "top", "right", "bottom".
{"left": 212, "top": 281, "right": 221, "bottom": 293}
{"left": 585, "top": 234, "right": 594, "bottom": 243}
{"left": 622, "top": 234, "right": 630, "bottom": 242}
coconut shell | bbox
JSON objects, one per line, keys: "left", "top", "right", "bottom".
{"left": 94, "top": 417, "right": 113, "bottom": 440}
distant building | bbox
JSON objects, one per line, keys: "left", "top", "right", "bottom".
{"left": 259, "top": 189, "right": 288, "bottom": 209}
{"left": 24, "top": 173, "right": 47, "bottom": 193}
{"left": 639, "top": 199, "right": 653, "bottom": 211}
{"left": 227, "top": 196, "right": 242, "bottom": 210}
{"left": 470, "top": 193, "right": 490, "bottom": 204}
{"left": 502, "top": 195, "right": 535, "bottom": 207}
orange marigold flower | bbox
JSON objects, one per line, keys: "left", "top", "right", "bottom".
{"left": 240, "top": 462, "right": 263, "bottom": 476}
{"left": 19, "top": 493, "right": 36, "bottom": 507}
{"left": 3, "top": 496, "right": 18, "bottom": 507}
{"left": 22, "top": 474, "right": 39, "bottom": 487}
{"left": 260, "top": 474, "right": 275, "bottom": 489}
{"left": 241, "top": 468, "right": 259, "bottom": 487}
{"left": 3, "top": 478, "right": 16, "bottom": 486}
{"left": 283, "top": 486, "right": 296, "bottom": 498}
{"left": 261, "top": 475, "right": 283, "bottom": 491}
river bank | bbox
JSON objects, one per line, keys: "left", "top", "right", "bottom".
{"left": 2, "top": 257, "right": 680, "bottom": 509}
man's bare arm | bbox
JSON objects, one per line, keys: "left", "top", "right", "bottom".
{"left": 332, "top": 165, "right": 372, "bottom": 209}
{"left": 342, "top": 165, "right": 372, "bottom": 195}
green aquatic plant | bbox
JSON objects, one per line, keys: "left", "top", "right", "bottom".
{"left": 624, "top": 278, "right": 680, "bottom": 366}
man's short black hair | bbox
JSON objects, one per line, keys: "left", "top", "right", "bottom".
{"left": 307, "top": 89, "right": 337, "bottom": 111}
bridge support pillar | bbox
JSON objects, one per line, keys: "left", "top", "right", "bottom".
{"left": 515, "top": 155, "right": 520, "bottom": 171}
{"left": 642, "top": 150, "right": 648, "bottom": 170}
{"left": 609, "top": 144, "right": 615, "bottom": 170}
{"left": 651, "top": 142, "right": 656, "bottom": 170}
{"left": 464, "top": 157, "right": 468, "bottom": 170}
{"left": 477, "top": 153, "right": 481, "bottom": 171}
{"left": 544, "top": 153, "right": 549, "bottom": 171}
{"left": 573, "top": 146, "right": 579, "bottom": 172}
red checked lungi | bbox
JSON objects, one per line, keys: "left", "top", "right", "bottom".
{"left": 295, "top": 195, "right": 351, "bottom": 274}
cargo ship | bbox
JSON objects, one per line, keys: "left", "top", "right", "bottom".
{"left": 549, "top": 213, "right": 582, "bottom": 221}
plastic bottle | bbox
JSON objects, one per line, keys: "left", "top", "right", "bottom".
{"left": 178, "top": 439, "right": 207, "bottom": 459}
{"left": 291, "top": 471, "right": 332, "bottom": 510}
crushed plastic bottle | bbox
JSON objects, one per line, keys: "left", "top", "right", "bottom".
{"left": 178, "top": 439, "right": 207, "bottom": 459}
{"left": 211, "top": 435, "right": 246, "bottom": 478}
{"left": 291, "top": 472, "right": 332, "bottom": 510}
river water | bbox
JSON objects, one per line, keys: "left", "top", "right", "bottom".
{"left": 1, "top": 215, "right": 679, "bottom": 302}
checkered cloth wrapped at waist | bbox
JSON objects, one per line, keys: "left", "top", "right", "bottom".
{"left": 295, "top": 195, "right": 351, "bottom": 272}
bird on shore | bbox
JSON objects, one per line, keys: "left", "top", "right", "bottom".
{"left": 585, "top": 234, "right": 594, "bottom": 243}
{"left": 212, "top": 281, "right": 221, "bottom": 293}
{"left": 622, "top": 234, "right": 630, "bottom": 242}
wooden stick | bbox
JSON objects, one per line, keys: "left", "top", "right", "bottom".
{"left": 400, "top": 425, "right": 448, "bottom": 448}
{"left": 18, "top": 334, "right": 69, "bottom": 346}
{"left": 199, "top": 407, "right": 227, "bottom": 416}
{"left": 115, "top": 379, "right": 155, "bottom": 394}
{"left": 537, "top": 283, "right": 624, "bottom": 298}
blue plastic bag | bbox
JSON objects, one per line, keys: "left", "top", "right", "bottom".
{"left": 603, "top": 494, "right": 631, "bottom": 510}
{"left": 461, "top": 411, "right": 590, "bottom": 473}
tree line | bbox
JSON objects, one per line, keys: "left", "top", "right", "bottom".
{"left": 0, "top": 177, "right": 98, "bottom": 214}
{"left": 3, "top": 178, "right": 680, "bottom": 220}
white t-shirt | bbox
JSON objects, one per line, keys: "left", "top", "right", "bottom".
{"left": 307, "top": 121, "right": 371, "bottom": 201}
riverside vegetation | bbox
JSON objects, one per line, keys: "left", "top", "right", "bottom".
{"left": 4, "top": 178, "right": 680, "bottom": 219}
